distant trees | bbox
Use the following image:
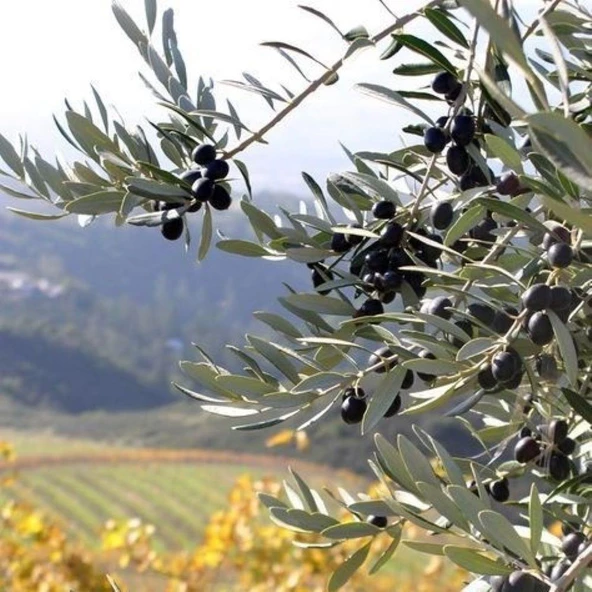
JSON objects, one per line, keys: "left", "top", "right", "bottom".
{"left": 0, "top": 0, "right": 590, "bottom": 590}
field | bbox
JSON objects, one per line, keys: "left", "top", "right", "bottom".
{"left": 0, "top": 430, "right": 365, "bottom": 552}
{"left": 0, "top": 430, "right": 466, "bottom": 590}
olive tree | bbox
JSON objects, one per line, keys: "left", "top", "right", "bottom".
{"left": 0, "top": 0, "right": 590, "bottom": 590}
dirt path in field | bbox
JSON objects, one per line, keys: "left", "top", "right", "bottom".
{"left": 0, "top": 447, "right": 363, "bottom": 483}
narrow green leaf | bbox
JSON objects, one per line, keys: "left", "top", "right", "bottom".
{"left": 561, "top": 388, "right": 592, "bottom": 424}
{"left": 254, "top": 312, "right": 302, "bottom": 339}
{"left": 478, "top": 510, "right": 537, "bottom": 568}
{"left": 198, "top": 204, "right": 212, "bottom": 261}
{"left": 445, "top": 205, "right": 485, "bottom": 247}
{"left": 474, "top": 65, "right": 527, "bottom": 120}
{"left": 126, "top": 209, "right": 183, "bottom": 227}
{"left": 403, "top": 540, "right": 445, "bottom": 555}
{"left": 457, "top": 337, "right": 496, "bottom": 362}
{"left": 217, "top": 240, "right": 280, "bottom": 258}
{"left": 362, "top": 366, "right": 406, "bottom": 435}
{"left": 270, "top": 508, "right": 339, "bottom": 533}
{"left": 291, "top": 372, "right": 344, "bottom": 394}
{"left": 424, "top": 8, "right": 469, "bottom": 48}
{"left": 416, "top": 482, "right": 469, "bottom": 529}
{"left": 328, "top": 542, "right": 371, "bottom": 592}
{"left": 394, "top": 33, "right": 456, "bottom": 74}
{"left": 290, "top": 468, "right": 318, "bottom": 513}
{"left": 459, "top": 0, "right": 528, "bottom": 71}
{"left": 374, "top": 434, "right": 418, "bottom": 494}
{"left": 126, "top": 177, "right": 189, "bottom": 200}
{"left": 161, "top": 8, "right": 175, "bottom": 66}
{"left": 215, "top": 375, "right": 276, "bottom": 398}
{"left": 173, "top": 383, "right": 229, "bottom": 404}
{"left": 425, "top": 433, "right": 466, "bottom": 487}
{"left": 170, "top": 42, "right": 187, "bottom": 90}
{"left": 201, "top": 405, "right": 257, "bottom": 418}
{"left": 190, "top": 108, "right": 252, "bottom": 131}
{"left": 284, "top": 294, "right": 355, "bottom": 316}
{"left": 548, "top": 311, "right": 578, "bottom": 386}
{"left": 380, "top": 36, "right": 402, "bottom": 60}
{"left": 232, "top": 409, "right": 301, "bottom": 431}
{"left": 444, "top": 546, "right": 512, "bottom": 576}
{"left": 158, "top": 102, "right": 216, "bottom": 142}
{"left": 298, "top": 4, "right": 343, "bottom": 38}
{"left": 247, "top": 336, "right": 301, "bottom": 384}
{"left": 6, "top": 208, "right": 67, "bottom": 221}
{"left": 484, "top": 134, "right": 523, "bottom": 173}
{"left": 392, "top": 63, "right": 441, "bottom": 77}
{"left": 65, "top": 111, "right": 120, "bottom": 159}
{"left": 474, "top": 198, "right": 547, "bottom": 235}
{"left": 339, "top": 171, "right": 401, "bottom": 205}
{"left": 112, "top": 1, "right": 146, "bottom": 48}
{"left": 527, "top": 112, "right": 592, "bottom": 189}
{"left": 529, "top": 483, "right": 543, "bottom": 556}
{"left": 0, "top": 183, "right": 39, "bottom": 199}
{"left": 258, "top": 492, "right": 289, "bottom": 510}
{"left": 398, "top": 435, "right": 440, "bottom": 488}
{"left": 348, "top": 500, "right": 394, "bottom": 517}
{"left": 22, "top": 158, "right": 49, "bottom": 198}
{"left": 145, "top": 0, "right": 157, "bottom": 34}
{"left": 403, "top": 378, "right": 473, "bottom": 415}
{"left": 541, "top": 196, "right": 592, "bottom": 236}
{"left": 0, "top": 133, "right": 24, "bottom": 176}
{"left": 369, "top": 527, "right": 401, "bottom": 574}
{"left": 322, "top": 522, "right": 379, "bottom": 540}
{"left": 64, "top": 190, "right": 125, "bottom": 214}
{"left": 355, "top": 83, "right": 435, "bottom": 125}
{"left": 260, "top": 41, "right": 327, "bottom": 71}
{"left": 241, "top": 200, "right": 283, "bottom": 239}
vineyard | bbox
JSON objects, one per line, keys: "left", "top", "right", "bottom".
{"left": 0, "top": 431, "right": 364, "bottom": 551}
{"left": 0, "top": 431, "right": 467, "bottom": 591}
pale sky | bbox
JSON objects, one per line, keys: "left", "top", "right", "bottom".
{"left": 0, "top": 0, "right": 539, "bottom": 196}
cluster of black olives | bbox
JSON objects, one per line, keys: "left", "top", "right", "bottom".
{"left": 324, "top": 197, "right": 454, "bottom": 320}
{"left": 158, "top": 143, "right": 232, "bottom": 241}
{"left": 340, "top": 380, "right": 405, "bottom": 424}
{"left": 514, "top": 419, "right": 576, "bottom": 481}
{"left": 425, "top": 71, "right": 490, "bottom": 190}
{"left": 550, "top": 526, "right": 590, "bottom": 579}
{"left": 339, "top": 343, "right": 431, "bottom": 425}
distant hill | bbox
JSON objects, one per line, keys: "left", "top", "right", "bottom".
{"left": 0, "top": 328, "right": 172, "bottom": 413}
{"left": 0, "top": 197, "right": 307, "bottom": 412}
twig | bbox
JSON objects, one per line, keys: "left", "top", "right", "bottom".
{"left": 521, "top": 0, "right": 566, "bottom": 41}
{"left": 550, "top": 543, "right": 592, "bottom": 592}
{"left": 225, "top": 0, "right": 443, "bottom": 159}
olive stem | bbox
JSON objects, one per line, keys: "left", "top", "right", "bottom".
{"left": 225, "top": 0, "right": 443, "bottom": 160}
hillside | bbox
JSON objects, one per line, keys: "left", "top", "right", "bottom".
{"left": 0, "top": 201, "right": 305, "bottom": 412}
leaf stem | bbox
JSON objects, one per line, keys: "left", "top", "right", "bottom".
{"left": 225, "top": 0, "right": 443, "bottom": 160}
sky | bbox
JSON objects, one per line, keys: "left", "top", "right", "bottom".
{"left": 0, "top": 0, "right": 540, "bottom": 198}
